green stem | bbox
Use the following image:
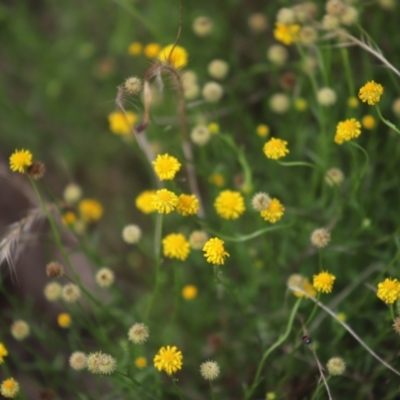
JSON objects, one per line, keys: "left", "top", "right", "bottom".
{"left": 376, "top": 105, "right": 400, "bottom": 134}
{"left": 145, "top": 214, "right": 163, "bottom": 322}
{"left": 171, "top": 376, "right": 185, "bottom": 400}
{"left": 340, "top": 47, "right": 355, "bottom": 96}
{"left": 218, "top": 134, "right": 253, "bottom": 192}
{"left": 245, "top": 298, "right": 302, "bottom": 400}
{"left": 210, "top": 382, "right": 216, "bottom": 400}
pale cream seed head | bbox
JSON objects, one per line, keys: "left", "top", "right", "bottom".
{"left": 62, "top": 283, "right": 81, "bottom": 303}
{"left": 322, "top": 14, "right": 341, "bottom": 30}
{"left": 202, "top": 82, "right": 224, "bottom": 103}
{"left": 276, "top": 7, "right": 296, "bottom": 24}
{"left": 208, "top": 59, "right": 229, "bottom": 80}
{"left": 200, "top": 360, "right": 220, "bottom": 380}
{"left": 95, "top": 267, "right": 115, "bottom": 287}
{"left": 269, "top": 93, "right": 290, "bottom": 114}
{"left": 122, "top": 224, "right": 142, "bottom": 244}
{"left": 124, "top": 76, "right": 142, "bottom": 95}
{"left": 192, "top": 16, "right": 213, "bottom": 37}
{"left": 248, "top": 13, "right": 268, "bottom": 33}
{"left": 317, "top": 87, "right": 337, "bottom": 106}
{"left": 63, "top": 183, "right": 82, "bottom": 204}
{"left": 44, "top": 282, "right": 62, "bottom": 301}
{"left": 128, "top": 323, "right": 150, "bottom": 344}
{"left": 46, "top": 261, "right": 64, "bottom": 278}
{"left": 191, "top": 125, "right": 211, "bottom": 146}
{"left": 310, "top": 228, "right": 331, "bottom": 248}
{"left": 251, "top": 192, "right": 272, "bottom": 212}
{"left": 189, "top": 230, "right": 209, "bottom": 250}
{"left": 267, "top": 45, "right": 288, "bottom": 66}
{"left": 11, "top": 320, "right": 30, "bottom": 341}
{"left": 69, "top": 351, "right": 87, "bottom": 370}
{"left": 326, "top": 357, "right": 346, "bottom": 375}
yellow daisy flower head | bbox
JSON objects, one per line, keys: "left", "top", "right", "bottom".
{"left": 358, "top": 80, "right": 384, "bottom": 105}
{"left": 0, "top": 343, "right": 8, "bottom": 364}
{"left": 362, "top": 115, "right": 376, "bottom": 130}
{"left": 256, "top": 124, "right": 269, "bottom": 138}
{"left": 135, "top": 190, "right": 156, "bottom": 214}
{"left": 162, "top": 233, "right": 190, "bottom": 261}
{"left": 57, "top": 313, "right": 72, "bottom": 328}
{"left": 377, "top": 278, "right": 400, "bottom": 304}
{"left": 9, "top": 149, "right": 33, "bottom": 173}
{"left": 151, "top": 189, "right": 178, "bottom": 214}
{"left": 152, "top": 154, "right": 181, "bottom": 180}
{"left": 79, "top": 199, "right": 104, "bottom": 223}
{"left": 263, "top": 137, "right": 289, "bottom": 159}
{"left": 108, "top": 111, "right": 137, "bottom": 135}
{"left": 214, "top": 190, "right": 245, "bottom": 220}
{"left": 207, "top": 122, "right": 220, "bottom": 134}
{"left": 313, "top": 271, "right": 336, "bottom": 294}
{"left": 347, "top": 96, "right": 359, "bottom": 108}
{"left": 209, "top": 173, "right": 225, "bottom": 187}
{"left": 0, "top": 377, "right": 20, "bottom": 399}
{"left": 273, "top": 22, "right": 300, "bottom": 45}
{"left": 203, "top": 237, "right": 230, "bottom": 265}
{"left": 334, "top": 118, "right": 361, "bottom": 144}
{"left": 154, "top": 345, "right": 183, "bottom": 375}
{"left": 128, "top": 41, "right": 142, "bottom": 56}
{"left": 260, "top": 198, "right": 284, "bottom": 223}
{"left": 144, "top": 43, "right": 161, "bottom": 58}
{"left": 182, "top": 284, "right": 198, "bottom": 300}
{"left": 135, "top": 357, "right": 147, "bottom": 369}
{"left": 176, "top": 194, "right": 199, "bottom": 216}
{"left": 158, "top": 44, "right": 188, "bottom": 69}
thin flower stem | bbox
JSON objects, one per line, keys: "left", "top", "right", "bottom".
{"left": 348, "top": 141, "right": 369, "bottom": 197}
{"left": 218, "top": 134, "right": 253, "bottom": 192}
{"left": 303, "top": 293, "right": 321, "bottom": 329}
{"left": 244, "top": 298, "right": 302, "bottom": 400}
{"left": 115, "top": 371, "right": 160, "bottom": 400}
{"left": 310, "top": 346, "right": 333, "bottom": 400}
{"left": 145, "top": 214, "right": 163, "bottom": 322}
{"left": 171, "top": 376, "right": 185, "bottom": 400}
{"left": 340, "top": 47, "right": 355, "bottom": 96}
{"left": 375, "top": 105, "right": 400, "bottom": 134}
{"left": 288, "top": 285, "right": 400, "bottom": 377}
{"left": 210, "top": 382, "right": 216, "bottom": 400}
{"left": 196, "top": 219, "right": 293, "bottom": 243}
{"left": 390, "top": 304, "right": 395, "bottom": 321}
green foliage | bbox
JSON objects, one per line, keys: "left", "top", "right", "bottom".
{"left": 2, "top": 0, "right": 400, "bottom": 399}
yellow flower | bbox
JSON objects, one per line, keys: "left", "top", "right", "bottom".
{"left": 128, "top": 42, "right": 142, "bottom": 56}
{"left": 62, "top": 211, "right": 77, "bottom": 227}
{"left": 0, "top": 343, "right": 8, "bottom": 364}
{"left": 358, "top": 81, "right": 384, "bottom": 105}
{"left": 154, "top": 346, "right": 183, "bottom": 375}
{"left": 108, "top": 111, "right": 137, "bottom": 135}
{"left": 176, "top": 194, "right": 199, "bottom": 216}
{"left": 208, "top": 122, "right": 219, "bottom": 134}
{"left": 337, "top": 312, "right": 346, "bottom": 322}
{"left": 9, "top": 149, "right": 33, "bottom": 173}
{"left": 214, "top": 190, "right": 245, "bottom": 220}
{"left": 273, "top": 22, "right": 300, "bottom": 45}
{"left": 158, "top": 44, "right": 188, "bottom": 69}
{"left": 347, "top": 96, "right": 359, "bottom": 108}
{"left": 334, "top": 118, "right": 361, "bottom": 144}
{"left": 152, "top": 154, "right": 181, "bottom": 180}
{"left": 260, "top": 198, "right": 284, "bottom": 223}
{"left": 79, "top": 199, "right": 103, "bottom": 223}
{"left": 162, "top": 233, "right": 190, "bottom": 261}
{"left": 135, "top": 190, "right": 156, "bottom": 214}
{"left": 377, "top": 278, "right": 400, "bottom": 304}
{"left": 362, "top": 115, "right": 376, "bottom": 130}
{"left": 57, "top": 313, "right": 72, "bottom": 328}
{"left": 182, "top": 284, "right": 198, "bottom": 300}
{"left": 144, "top": 43, "right": 161, "bottom": 58}
{"left": 151, "top": 189, "right": 178, "bottom": 214}
{"left": 294, "top": 98, "right": 307, "bottom": 111}
{"left": 0, "top": 378, "right": 19, "bottom": 399}
{"left": 256, "top": 124, "right": 269, "bottom": 137}
{"left": 289, "top": 276, "right": 317, "bottom": 298}
{"left": 135, "top": 357, "right": 147, "bottom": 369}
{"left": 209, "top": 173, "right": 225, "bottom": 187}
{"left": 203, "top": 237, "right": 229, "bottom": 265}
{"left": 263, "top": 138, "right": 289, "bottom": 159}
{"left": 313, "top": 271, "right": 336, "bottom": 294}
